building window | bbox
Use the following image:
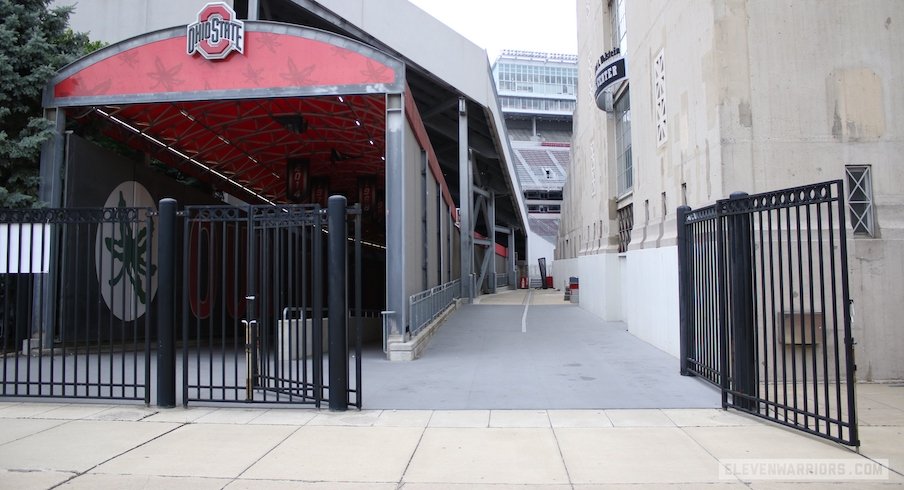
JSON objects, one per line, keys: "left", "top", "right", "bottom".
{"left": 653, "top": 49, "right": 667, "bottom": 147}
{"left": 617, "top": 204, "right": 633, "bottom": 253}
{"left": 846, "top": 165, "right": 875, "bottom": 236}
{"left": 610, "top": 0, "right": 627, "bottom": 54}
{"left": 615, "top": 91, "right": 632, "bottom": 195}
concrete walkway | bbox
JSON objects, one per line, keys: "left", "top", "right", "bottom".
{"left": 363, "top": 288, "right": 719, "bottom": 409}
{"left": 1, "top": 289, "right": 901, "bottom": 488}
{"left": 0, "top": 385, "right": 902, "bottom": 489}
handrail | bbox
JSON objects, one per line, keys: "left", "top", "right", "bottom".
{"left": 408, "top": 279, "right": 461, "bottom": 336}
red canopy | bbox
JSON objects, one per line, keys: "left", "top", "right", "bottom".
{"left": 46, "top": 22, "right": 405, "bottom": 205}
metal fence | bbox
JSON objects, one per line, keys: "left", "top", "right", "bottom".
{"left": 495, "top": 272, "right": 509, "bottom": 288}
{"left": 408, "top": 278, "right": 461, "bottom": 336}
{"left": 180, "top": 201, "right": 362, "bottom": 408}
{"left": 0, "top": 207, "right": 153, "bottom": 401}
{"left": 678, "top": 181, "right": 858, "bottom": 446}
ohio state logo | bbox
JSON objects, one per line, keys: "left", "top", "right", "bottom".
{"left": 187, "top": 2, "right": 244, "bottom": 60}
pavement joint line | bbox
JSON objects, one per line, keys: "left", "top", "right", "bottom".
{"left": 857, "top": 452, "right": 904, "bottom": 479}
{"left": 674, "top": 421, "right": 751, "bottom": 488}
{"left": 547, "top": 411, "right": 575, "bottom": 488}
{"left": 395, "top": 416, "right": 430, "bottom": 489}
{"left": 47, "top": 421, "right": 188, "bottom": 490}
{"left": 521, "top": 290, "right": 532, "bottom": 333}
{"left": 233, "top": 422, "right": 305, "bottom": 481}
{"left": 601, "top": 409, "right": 615, "bottom": 427}
{"left": 0, "top": 417, "right": 72, "bottom": 447}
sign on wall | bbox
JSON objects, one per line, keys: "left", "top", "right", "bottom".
{"left": 594, "top": 47, "right": 627, "bottom": 111}
{"left": 187, "top": 2, "right": 245, "bottom": 60}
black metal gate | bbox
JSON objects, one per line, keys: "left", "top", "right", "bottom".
{"left": 678, "top": 181, "right": 858, "bottom": 446}
{"left": 181, "top": 201, "right": 362, "bottom": 407}
{"left": 0, "top": 207, "right": 153, "bottom": 401}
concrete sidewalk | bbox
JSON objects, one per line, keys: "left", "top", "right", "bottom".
{"left": 0, "top": 383, "right": 902, "bottom": 489}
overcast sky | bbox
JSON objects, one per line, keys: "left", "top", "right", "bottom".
{"left": 407, "top": 0, "right": 578, "bottom": 62}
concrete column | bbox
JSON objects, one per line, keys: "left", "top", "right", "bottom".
{"left": 508, "top": 232, "right": 516, "bottom": 288}
{"left": 385, "top": 94, "right": 407, "bottom": 342}
{"left": 458, "top": 97, "right": 473, "bottom": 302}
{"left": 421, "top": 150, "right": 428, "bottom": 290}
{"left": 488, "top": 192, "right": 496, "bottom": 293}
{"left": 247, "top": 0, "right": 259, "bottom": 20}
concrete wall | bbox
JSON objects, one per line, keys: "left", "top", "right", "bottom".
{"left": 553, "top": 254, "right": 623, "bottom": 323}
{"left": 623, "top": 247, "right": 679, "bottom": 357}
{"left": 55, "top": 0, "right": 224, "bottom": 43}
{"left": 526, "top": 231, "right": 555, "bottom": 271}
{"left": 724, "top": 1, "right": 904, "bottom": 380}
{"left": 558, "top": 0, "right": 615, "bottom": 259}
{"left": 563, "top": 0, "right": 904, "bottom": 379}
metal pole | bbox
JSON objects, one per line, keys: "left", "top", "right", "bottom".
{"left": 312, "top": 208, "right": 323, "bottom": 406}
{"left": 157, "top": 198, "right": 177, "bottom": 408}
{"left": 677, "top": 205, "right": 693, "bottom": 376}
{"left": 327, "top": 196, "right": 348, "bottom": 411}
{"left": 728, "top": 192, "right": 756, "bottom": 410}
{"left": 36, "top": 109, "right": 66, "bottom": 349}
{"left": 458, "top": 98, "right": 473, "bottom": 302}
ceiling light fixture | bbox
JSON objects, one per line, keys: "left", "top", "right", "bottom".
{"left": 96, "top": 108, "right": 277, "bottom": 205}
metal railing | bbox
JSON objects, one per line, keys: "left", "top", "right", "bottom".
{"left": 408, "top": 279, "right": 461, "bottom": 336}
{"left": 678, "top": 181, "right": 858, "bottom": 446}
{"left": 495, "top": 272, "right": 509, "bottom": 288}
{"left": 0, "top": 207, "right": 154, "bottom": 402}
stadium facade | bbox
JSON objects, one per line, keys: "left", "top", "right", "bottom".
{"left": 491, "top": 50, "right": 577, "bottom": 283}
{"left": 557, "top": 0, "right": 904, "bottom": 380}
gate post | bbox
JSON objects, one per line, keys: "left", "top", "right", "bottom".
{"left": 157, "top": 198, "right": 177, "bottom": 408}
{"left": 727, "top": 192, "right": 757, "bottom": 410}
{"left": 677, "top": 205, "right": 693, "bottom": 376}
{"left": 327, "top": 196, "right": 348, "bottom": 411}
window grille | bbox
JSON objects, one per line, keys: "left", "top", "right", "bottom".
{"left": 617, "top": 204, "right": 634, "bottom": 253}
{"left": 654, "top": 49, "right": 667, "bottom": 147}
{"left": 845, "top": 165, "right": 875, "bottom": 236}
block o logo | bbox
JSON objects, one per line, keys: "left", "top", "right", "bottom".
{"left": 94, "top": 182, "right": 158, "bottom": 322}
{"left": 186, "top": 2, "right": 245, "bottom": 60}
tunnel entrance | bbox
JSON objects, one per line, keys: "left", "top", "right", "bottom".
{"left": 11, "top": 17, "right": 407, "bottom": 404}
{"left": 43, "top": 20, "right": 405, "bottom": 318}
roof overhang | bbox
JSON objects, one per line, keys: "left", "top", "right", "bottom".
{"left": 260, "top": 0, "right": 528, "bottom": 249}
{"left": 44, "top": 22, "right": 405, "bottom": 211}
{"left": 45, "top": 22, "right": 405, "bottom": 107}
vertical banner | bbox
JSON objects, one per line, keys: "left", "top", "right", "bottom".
{"left": 286, "top": 158, "right": 310, "bottom": 203}
{"left": 358, "top": 175, "right": 377, "bottom": 214}
{"left": 538, "top": 257, "right": 548, "bottom": 289}
{"left": 310, "top": 177, "right": 330, "bottom": 207}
